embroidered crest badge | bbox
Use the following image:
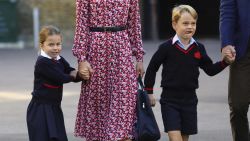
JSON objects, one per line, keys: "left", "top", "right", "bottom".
{"left": 194, "top": 51, "right": 201, "bottom": 59}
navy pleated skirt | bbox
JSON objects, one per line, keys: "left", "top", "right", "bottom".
{"left": 26, "top": 97, "right": 68, "bottom": 141}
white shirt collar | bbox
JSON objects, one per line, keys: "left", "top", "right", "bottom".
{"left": 40, "top": 50, "right": 61, "bottom": 60}
{"left": 172, "top": 34, "right": 197, "bottom": 50}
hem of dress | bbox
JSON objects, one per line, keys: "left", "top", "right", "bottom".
{"left": 74, "top": 133, "right": 134, "bottom": 141}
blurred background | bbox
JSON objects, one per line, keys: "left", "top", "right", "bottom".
{"left": 0, "top": 0, "right": 220, "bottom": 48}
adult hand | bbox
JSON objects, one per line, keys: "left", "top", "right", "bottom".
{"left": 148, "top": 94, "right": 156, "bottom": 107}
{"left": 78, "top": 61, "right": 94, "bottom": 80}
{"left": 222, "top": 45, "right": 236, "bottom": 64}
{"left": 136, "top": 62, "right": 145, "bottom": 78}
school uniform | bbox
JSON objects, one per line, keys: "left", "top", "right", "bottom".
{"left": 144, "top": 35, "right": 228, "bottom": 135}
{"left": 27, "top": 51, "right": 80, "bottom": 141}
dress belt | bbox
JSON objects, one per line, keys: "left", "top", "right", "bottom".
{"left": 89, "top": 26, "right": 127, "bottom": 32}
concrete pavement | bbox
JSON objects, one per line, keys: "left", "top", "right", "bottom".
{"left": 0, "top": 39, "right": 246, "bottom": 141}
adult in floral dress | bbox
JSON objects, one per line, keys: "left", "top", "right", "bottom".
{"left": 72, "top": 0, "right": 145, "bottom": 141}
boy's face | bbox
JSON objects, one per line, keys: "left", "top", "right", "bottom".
{"left": 172, "top": 12, "right": 196, "bottom": 42}
{"left": 40, "top": 35, "right": 62, "bottom": 59}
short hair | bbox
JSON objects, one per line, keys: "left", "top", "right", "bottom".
{"left": 172, "top": 5, "right": 198, "bottom": 23}
{"left": 39, "top": 25, "right": 61, "bottom": 44}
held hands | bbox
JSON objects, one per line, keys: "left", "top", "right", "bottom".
{"left": 78, "top": 61, "right": 94, "bottom": 80}
{"left": 222, "top": 45, "right": 236, "bottom": 64}
{"left": 78, "top": 61, "right": 143, "bottom": 80}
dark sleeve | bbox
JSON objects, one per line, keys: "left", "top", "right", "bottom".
{"left": 219, "top": 0, "right": 236, "bottom": 48}
{"left": 60, "top": 57, "right": 76, "bottom": 74}
{"left": 60, "top": 57, "right": 83, "bottom": 83}
{"left": 36, "top": 59, "right": 74, "bottom": 84}
{"left": 73, "top": 71, "right": 84, "bottom": 82}
{"left": 199, "top": 45, "right": 228, "bottom": 76}
{"left": 144, "top": 44, "right": 167, "bottom": 94}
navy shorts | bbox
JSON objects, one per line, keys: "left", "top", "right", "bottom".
{"left": 160, "top": 89, "right": 198, "bottom": 135}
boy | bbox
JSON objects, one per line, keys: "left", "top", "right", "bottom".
{"left": 144, "top": 5, "right": 232, "bottom": 141}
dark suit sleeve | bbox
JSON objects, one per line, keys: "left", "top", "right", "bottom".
{"left": 36, "top": 59, "right": 74, "bottom": 84}
{"left": 199, "top": 45, "right": 228, "bottom": 76}
{"left": 144, "top": 44, "right": 167, "bottom": 94}
{"left": 219, "top": 0, "right": 236, "bottom": 48}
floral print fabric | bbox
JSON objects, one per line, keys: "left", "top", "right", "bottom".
{"left": 73, "top": 0, "right": 144, "bottom": 140}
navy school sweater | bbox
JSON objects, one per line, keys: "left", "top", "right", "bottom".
{"left": 144, "top": 39, "right": 228, "bottom": 94}
{"left": 32, "top": 56, "right": 81, "bottom": 102}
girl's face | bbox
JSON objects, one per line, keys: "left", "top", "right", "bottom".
{"left": 40, "top": 35, "right": 62, "bottom": 59}
{"left": 172, "top": 12, "right": 196, "bottom": 43}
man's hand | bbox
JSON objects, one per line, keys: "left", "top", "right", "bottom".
{"left": 222, "top": 45, "right": 236, "bottom": 64}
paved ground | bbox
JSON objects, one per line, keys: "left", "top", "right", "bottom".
{"left": 0, "top": 39, "right": 248, "bottom": 141}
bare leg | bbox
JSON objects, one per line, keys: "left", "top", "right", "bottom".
{"left": 168, "top": 130, "right": 183, "bottom": 141}
{"left": 182, "top": 134, "right": 189, "bottom": 141}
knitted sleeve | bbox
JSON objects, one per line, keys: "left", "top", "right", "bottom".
{"left": 199, "top": 44, "right": 228, "bottom": 76}
{"left": 144, "top": 44, "right": 168, "bottom": 94}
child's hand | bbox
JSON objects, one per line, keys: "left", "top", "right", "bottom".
{"left": 70, "top": 70, "right": 77, "bottom": 78}
{"left": 79, "top": 69, "right": 90, "bottom": 80}
{"left": 222, "top": 45, "right": 236, "bottom": 64}
{"left": 148, "top": 94, "right": 156, "bottom": 107}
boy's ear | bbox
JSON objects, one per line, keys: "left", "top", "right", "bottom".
{"left": 172, "top": 22, "right": 176, "bottom": 30}
{"left": 39, "top": 43, "right": 43, "bottom": 48}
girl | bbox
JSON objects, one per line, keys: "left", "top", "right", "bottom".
{"left": 26, "top": 25, "right": 81, "bottom": 141}
{"left": 144, "top": 5, "right": 231, "bottom": 141}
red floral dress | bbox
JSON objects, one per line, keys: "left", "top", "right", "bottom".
{"left": 72, "top": 0, "right": 144, "bottom": 140}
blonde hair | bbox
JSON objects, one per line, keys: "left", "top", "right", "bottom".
{"left": 39, "top": 25, "right": 61, "bottom": 44}
{"left": 172, "top": 5, "right": 198, "bottom": 23}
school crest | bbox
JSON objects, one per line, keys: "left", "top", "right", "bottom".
{"left": 194, "top": 51, "right": 201, "bottom": 59}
